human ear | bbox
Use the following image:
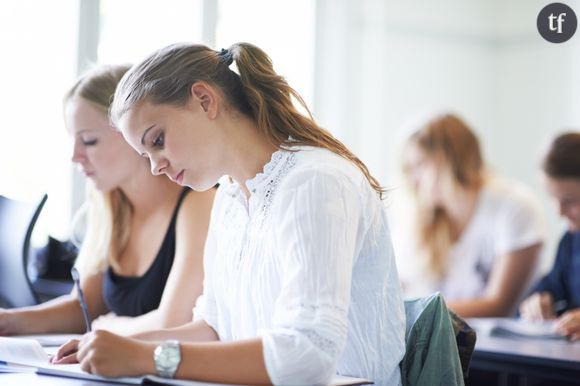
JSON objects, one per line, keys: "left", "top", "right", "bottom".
{"left": 190, "top": 82, "right": 217, "bottom": 118}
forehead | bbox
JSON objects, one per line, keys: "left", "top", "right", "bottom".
{"left": 545, "top": 176, "right": 580, "bottom": 194}
{"left": 65, "top": 98, "right": 109, "bottom": 133}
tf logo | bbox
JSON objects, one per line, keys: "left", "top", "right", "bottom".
{"left": 537, "top": 3, "right": 577, "bottom": 43}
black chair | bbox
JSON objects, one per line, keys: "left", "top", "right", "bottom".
{"left": 0, "top": 194, "right": 47, "bottom": 308}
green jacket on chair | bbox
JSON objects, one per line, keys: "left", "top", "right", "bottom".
{"left": 400, "top": 292, "right": 466, "bottom": 386}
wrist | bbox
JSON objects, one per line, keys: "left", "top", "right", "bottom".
{"left": 4, "top": 309, "right": 25, "bottom": 334}
{"left": 137, "top": 341, "right": 158, "bottom": 375}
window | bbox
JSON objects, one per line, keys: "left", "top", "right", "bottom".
{"left": 215, "top": 0, "right": 315, "bottom": 107}
{"left": 0, "top": 0, "right": 78, "bottom": 239}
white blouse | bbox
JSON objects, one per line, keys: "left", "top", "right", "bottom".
{"left": 194, "top": 146, "right": 405, "bottom": 385}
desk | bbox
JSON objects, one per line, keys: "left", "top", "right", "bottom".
{"left": 468, "top": 319, "right": 580, "bottom": 386}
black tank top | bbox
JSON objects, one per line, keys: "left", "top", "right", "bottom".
{"left": 102, "top": 188, "right": 190, "bottom": 316}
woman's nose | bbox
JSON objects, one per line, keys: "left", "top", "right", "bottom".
{"left": 71, "top": 140, "right": 86, "bottom": 164}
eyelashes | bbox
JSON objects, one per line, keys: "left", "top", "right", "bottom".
{"left": 152, "top": 132, "right": 165, "bottom": 148}
{"left": 82, "top": 139, "right": 98, "bottom": 146}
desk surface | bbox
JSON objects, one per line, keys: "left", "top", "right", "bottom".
{"left": 475, "top": 328, "right": 580, "bottom": 363}
{"left": 469, "top": 318, "right": 580, "bottom": 384}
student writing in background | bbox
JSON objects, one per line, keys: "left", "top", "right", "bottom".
{"left": 0, "top": 65, "right": 214, "bottom": 336}
{"left": 395, "top": 113, "right": 545, "bottom": 317}
{"left": 54, "top": 42, "right": 405, "bottom": 385}
{"left": 520, "top": 132, "right": 580, "bottom": 340}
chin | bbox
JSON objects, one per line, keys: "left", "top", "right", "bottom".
{"left": 186, "top": 178, "right": 219, "bottom": 192}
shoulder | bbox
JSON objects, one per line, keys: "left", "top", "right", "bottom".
{"left": 281, "top": 147, "right": 368, "bottom": 193}
{"left": 482, "top": 175, "right": 542, "bottom": 215}
{"left": 175, "top": 188, "right": 215, "bottom": 229}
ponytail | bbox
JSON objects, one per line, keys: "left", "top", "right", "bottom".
{"left": 112, "top": 42, "right": 386, "bottom": 198}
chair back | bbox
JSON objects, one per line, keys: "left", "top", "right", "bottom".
{"left": 0, "top": 194, "right": 47, "bottom": 307}
{"left": 400, "top": 292, "right": 470, "bottom": 386}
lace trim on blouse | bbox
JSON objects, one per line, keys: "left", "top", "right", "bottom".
{"left": 298, "top": 329, "right": 339, "bottom": 359}
{"left": 245, "top": 149, "right": 297, "bottom": 218}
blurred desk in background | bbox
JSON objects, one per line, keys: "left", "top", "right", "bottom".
{"left": 468, "top": 318, "right": 580, "bottom": 386}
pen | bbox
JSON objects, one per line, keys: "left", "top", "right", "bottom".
{"left": 71, "top": 267, "right": 92, "bottom": 333}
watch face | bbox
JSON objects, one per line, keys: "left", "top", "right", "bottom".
{"left": 155, "top": 341, "right": 181, "bottom": 370}
{"left": 159, "top": 348, "right": 180, "bottom": 367}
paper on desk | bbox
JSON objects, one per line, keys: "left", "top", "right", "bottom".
{"left": 471, "top": 318, "right": 564, "bottom": 340}
{"left": 0, "top": 336, "right": 48, "bottom": 366}
{"left": 15, "top": 334, "right": 83, "bottom": 347}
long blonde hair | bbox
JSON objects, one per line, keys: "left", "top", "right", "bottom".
{"left": 111, "top": 42, "right": 385, "bottom": 198}
{"left": 402, "top": 113, "right": 484, "bottom": 279}
{"left": 66, "top": 64, "right": 132, "bottom": 274}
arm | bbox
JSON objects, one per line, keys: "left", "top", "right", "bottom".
{"left": 53, "top": 319, "right": 219, "bottom": 364}
{"left": 520, "top": 233, "right": 571, "bottom": 321}
{"left": 91, "top": 190, "right": 214, "bottom": 334}
{"left": 448, "top": 243, "right": 542, "bottom": 317}
{"left": 131, "top": 320, "right": 219, "bottom": 342}
{"left": 0, "top": 271, "right": 108, "bottom": 335}
{"left": 76, "top": 330, "right": 270, "bottom": 384}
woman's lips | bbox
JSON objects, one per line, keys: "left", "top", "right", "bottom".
{"left": 173, "top": 170, "right": 184, "bottom": 184}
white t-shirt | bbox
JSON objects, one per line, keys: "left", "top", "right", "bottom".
{"left": 393, "top": 176, "right": 545, "bottom": 301}
{"left": 194, "top": 146, "right": 405, "bottom": 386}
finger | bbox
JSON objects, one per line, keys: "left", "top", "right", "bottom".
{"left": 52, "top": 352, "right": 79, "bottom": 365}
{"left": 539, "top": 296, "right": 555, "bottom": 319}
{"left": 520, "top": 301, "right": 534, "bottom": 321}
{"left": 54, "top": 339, "right": 80, "bottom": 361}
{"left": 80, "top": 354, "right": 93, "bottom": 374}
{"left": 529, "top": 298, "right": 544, "bottom": 321}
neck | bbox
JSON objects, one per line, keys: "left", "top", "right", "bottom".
{"left": 119, "top": 162, "right": 181, "bottom": 215}
{"left": 443, "top": 186, "right": 481, "bottom": 238}
{"left": 220, "top": 112, "right": 279, "bottom": 198}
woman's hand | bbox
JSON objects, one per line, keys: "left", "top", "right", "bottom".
{"left": 76, "top": 330, "right": 155, "bottom": 378}
{"left": 51, "top": 338, "right": 81, "bottom": 364}
{"left": 519, "top": 292, "right": 556, "bottom": 321}
{"left": 555, "top": 309, "right": 580, "bottom": 341}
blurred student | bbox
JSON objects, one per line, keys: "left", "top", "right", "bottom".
{"left": 0, "top": 65, "right": 214, "bottom": 335}
{"left": 520, "top": 132, "right": 580, "bottom": 340}
{"left": 397, "top": 113, "right": 545, "bottom": 317}
{"left": 54, "top": 42, "right": 405, "bottom": 385}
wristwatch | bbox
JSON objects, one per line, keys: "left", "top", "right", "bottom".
{"left": 153, "top": 340, "right": 181, "bottom": 378}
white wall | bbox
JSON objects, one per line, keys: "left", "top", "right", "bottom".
{"left": 314, "top": 0, "right": 580, "bottom": 271}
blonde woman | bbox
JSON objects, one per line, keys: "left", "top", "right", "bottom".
{"left": 0, "top": 65, "right": 214, "bottom": 335}
{"left": 54, "top": 43, "right": 405, "bottom": 385}
{"left": 396, "top": 113, "right": 545, "bottom": 317}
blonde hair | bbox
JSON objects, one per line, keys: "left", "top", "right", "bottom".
{"left": 66, "top": 64, "right": 132, "bottom": 274}
{"left": 111, "top": 42, "right": 385, "bottom": 198}
{"left": 402, "top": 113, "right": 484, "bottom": 279}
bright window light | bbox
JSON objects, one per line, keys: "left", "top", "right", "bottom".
{"left": 0, "top": 0, "right": 78, "bottom": 239}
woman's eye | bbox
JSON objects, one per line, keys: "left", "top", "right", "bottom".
{"left": 82, "top": 139, "right": 98, "bottom": 146}
{"left": 153, "top": 132, "right": 164, "bottom": 148}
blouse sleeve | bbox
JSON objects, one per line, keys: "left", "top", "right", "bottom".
{"left": 261, "top": 168, "right": 363, "bottom": 385}
{"left": 532, "top": 233, "right": 571, "bottom": 303}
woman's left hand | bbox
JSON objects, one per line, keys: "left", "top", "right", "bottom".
{"left": 77, "top": 330, "right": 155, "bottom": 377}
{"left": 555, "top": 309, "right": 580, "bottom": 341}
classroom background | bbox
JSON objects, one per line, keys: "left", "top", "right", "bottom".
{"left": 1, "top": 0, "right": 580, "bottom": 274}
